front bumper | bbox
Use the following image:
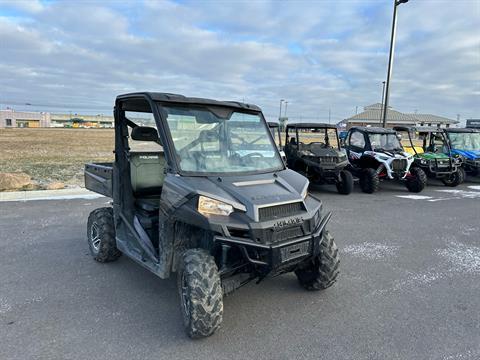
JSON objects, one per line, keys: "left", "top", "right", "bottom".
{"left": 214, "top": 211, "right": 332, "bottom": 271}
{"left": 424, "top": 159, "right": 458, "bottom": 176}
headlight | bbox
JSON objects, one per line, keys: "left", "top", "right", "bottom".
{"left": 198, "top": 196, "right": 234, "bottom": 216}
{"left": 420, "top": 159, "right": 427, "bottom": 165}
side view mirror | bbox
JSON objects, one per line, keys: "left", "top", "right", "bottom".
{"left": 131, "top": 126, "right": 160, "bottom": 142}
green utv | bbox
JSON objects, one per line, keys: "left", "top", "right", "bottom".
{"left": 84, "top": 92, "right": 339, "bottom": 339}
{"left": 394, "top": 126, "right": 464, "bottom": 187}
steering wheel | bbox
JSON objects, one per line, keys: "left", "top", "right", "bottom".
{"left": 243, "top": 152, "right": 265, "bottom": 159}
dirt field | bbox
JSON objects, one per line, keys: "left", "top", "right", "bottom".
{"left": 0, "top": 128, "right": 114, "bottom": 188}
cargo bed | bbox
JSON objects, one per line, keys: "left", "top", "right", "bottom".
{"left": 85, "top": 163, "right": 113, "bottom": 198}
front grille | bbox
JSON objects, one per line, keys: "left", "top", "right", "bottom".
{"left": 391, "top": 159, "right": 407, "bottom": 172}
{"left": 258, "top": 202, "right": 304, "bottom": 221}
{"left": 274, "top": 226, "right": 304, "bottom": 242}
{"left": 435, "top": 159, "right": 450, "bottom": 168}
{"left": 319, "top": 156, "right": 337, "bottom": 164}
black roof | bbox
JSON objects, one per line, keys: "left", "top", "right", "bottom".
{"left": 444, "top": 127, "right": 480, "bottom": 133}
{"left": 287, "top": 122, "right": 337, "bottom": 129}
{"left": 394, "top": 126, "right": 444, "bottom": 133}
{"left": 350, "top": 126, "right": 397, "bottom": 134}
{"left": 116, "top": 92, "right": 262, "bottom": 112}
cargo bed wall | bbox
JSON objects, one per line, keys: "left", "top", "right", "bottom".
{"left": 85, "top": 163, "right": 113, "bottom": 197}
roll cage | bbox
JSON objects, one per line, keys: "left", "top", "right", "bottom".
{"left": 393, "top": 126, "right": 451, "bottom": 156}
{"left": 346, "top": 126, "right": 399, "bottom": 152}
{"left": 285, "top": 123, "right": 341, "bottom": 150}
{"left": 115, "top": 92, "right": 285, "bottom": 178}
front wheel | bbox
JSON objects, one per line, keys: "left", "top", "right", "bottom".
{"left": 336, "top": 169, "right": 353, "bottom": 195}
{"left": 359, "top": 168, "right": 379, "bottom": 194}
{"left": 405, "top": 167, "right": 427, "bottom": 193}
{"left": 441, "top": 167, "right": 465, "bottom": 187}
{"left": 295, "top": 231, "right": 340, "bottom": 291}
{"left": 177, "top": 249, "right": 223, "bottom": 338}
{"left": 87, "top": 207, "right": 121, "bottom": 262}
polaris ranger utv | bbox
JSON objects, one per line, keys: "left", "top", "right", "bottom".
{"left": 345, "top": 126, "right": 426, "bottom": 193}
{"left": 444, "top": 128, "right": 480, "bottom": 177}
{"left": 284, "top": 123, "right": 353, "bottom": 195}
{"left": 84, "top": 93, "right": 339, "bottom": 338}
{"left": 394, "top": 126, "right": 464, "bottom": 187}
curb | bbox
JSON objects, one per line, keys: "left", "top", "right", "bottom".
{"left": 0, "top": 188, "right": 105, "bottom": 202}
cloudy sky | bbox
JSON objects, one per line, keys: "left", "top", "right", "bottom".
{"left": 1, "top": 0, "right": 479, "bottom": 123}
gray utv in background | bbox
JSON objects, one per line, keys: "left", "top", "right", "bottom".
{"left": 284, "top": 123, "right": 353, "bottom": 194}
{"left": 268, "top": 121, "right": 286, "bottom": 162}
{"left": 84, "top": 92, "right": 339, "bottom": 338}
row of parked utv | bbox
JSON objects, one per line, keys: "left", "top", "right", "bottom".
{"left": 84, "top": 93, "right": 479, "bottom": 339}
{"left": 269, "top": 122, "right": 480, "bottom": 195}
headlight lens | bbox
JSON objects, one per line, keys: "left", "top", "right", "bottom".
{"left": 198, "top": 196, "right": 234, "bottom": 216}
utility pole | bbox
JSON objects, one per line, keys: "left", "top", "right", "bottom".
{"left": 380, "top": 81, "right": 386, "bottom": 125}
{"left": 278, "top": 99, "right": 284, "bottom": 120}
{"left": 382, "top": 0, "right": 409, "bottom": 128}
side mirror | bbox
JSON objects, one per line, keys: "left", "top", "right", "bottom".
{"left": 131, "top": 126, "right": 159, "bottom": 142}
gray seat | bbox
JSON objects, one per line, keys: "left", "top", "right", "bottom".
{"left": 130, "top": 151, "right": 165, "bottom": 211}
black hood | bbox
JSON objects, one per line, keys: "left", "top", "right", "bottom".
{"left": 171, "top": 169, "right": 308, "bottom": 221}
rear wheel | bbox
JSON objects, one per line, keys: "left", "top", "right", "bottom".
{"left": 442, "top": 167, "right": 465, "bottom": 187}
{"left": 295, "top": 231, "right": 340, "bottom": 291}
{"left": 336, "top": 170, "right": 353, "bottom": 195}
{"left": 405, "top": 167, "right": 427, "bottom": 193}
{"left": 359, "top": 168, "right": 379, "bottom": 194}
{"left": 87, "top": 207, "right": 121, "bottom": 262}
{"left": 178, "top": 249, "right": 223, "bottom": 339}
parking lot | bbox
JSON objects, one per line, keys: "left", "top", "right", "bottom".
{"left": 1, "top": 179, "right": 479, "bottom": 360}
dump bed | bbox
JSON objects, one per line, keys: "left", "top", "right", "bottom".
{"left": 85, "top": 163, "right": 113, "bottom": 198}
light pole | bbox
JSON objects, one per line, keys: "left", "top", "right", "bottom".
{"left": 382, "top": 0, "right": 409, "bottom": 128}
{"left": 284, "top": 101, "right": 288, "bottom": 117}
{"left": 278, "top": 99, "right": 284, "bottom": 120}
{"left": 380, "top": 81, "right": 386, "bottom": 124}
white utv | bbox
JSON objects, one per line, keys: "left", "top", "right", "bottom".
{"left": 345, "top": 126, "right": 427, "bottom": 193}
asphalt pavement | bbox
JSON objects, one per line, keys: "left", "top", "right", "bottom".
{"left": 1, "top": 178, "right": 479, "bottom": 360}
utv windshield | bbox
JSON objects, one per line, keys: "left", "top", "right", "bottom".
{"left": 448, "top": 132, "right": 480, "bottom": 151}
{"left": 368, "top": 133, "right": 403, "bottom": 151}
{"left": 295, "top": 128, "right": 339, "bottom": 149}
{"left": 163, "top": 106, "right": 284, "bottom": 175}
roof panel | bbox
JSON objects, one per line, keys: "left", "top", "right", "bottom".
{"left": 116, "top": 92, "right": 262, "bottom": 112}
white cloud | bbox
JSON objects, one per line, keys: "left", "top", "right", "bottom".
{"left": 0, "top": 0, "right": 478, "bottom": 122}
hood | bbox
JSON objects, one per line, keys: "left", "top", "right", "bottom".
{"left": 174, "top": 169, "right": 309, "bottom": 220}
{"left": 451, "top": 149, "right": 480, "bottom": 160}
{"left": 417, "top": 152, "right": 449, "bottom": 160}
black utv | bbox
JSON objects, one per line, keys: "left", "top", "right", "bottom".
{"left": 345, "top": 126, "right": 427, "bottom": 193}
{"left": 284, "top": 123, "right": 353, "bottom": 194}
{"left": 84, "top": 92, "right": 339, "bottom": 338}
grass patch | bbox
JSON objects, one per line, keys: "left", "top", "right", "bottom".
{"left": 0, "top": 128, "right": 114, "bottom": 187}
